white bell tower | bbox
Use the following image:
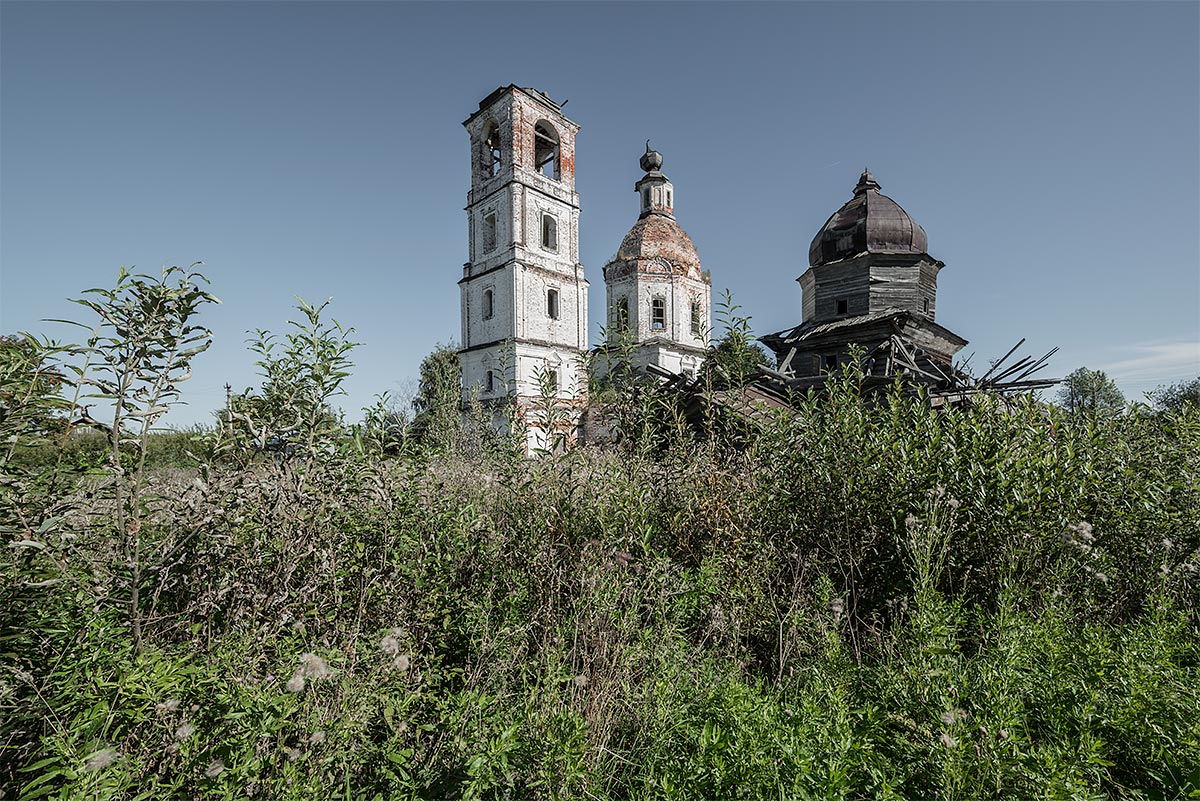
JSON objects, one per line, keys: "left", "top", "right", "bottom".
{"left": 459, "top": 86, "right": 589, "bottom": 450}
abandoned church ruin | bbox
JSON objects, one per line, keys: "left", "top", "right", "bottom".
{"left": 761, "top": 169, "right": 967, "bottom": 380}
{"left": 457, "top": 86, "right": 1053, "bottom": 448}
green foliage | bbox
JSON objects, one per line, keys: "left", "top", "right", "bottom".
{"left": 353, "top": 392, "right": 410, "bottom": 457}
{"left": 0, "top": 334, "right": 72, "bottom": 463}
{"left": 1058, "top": 367, "right": 1125, "bottom": 416}
{"left": 219, "top": 298, "right": 357, "bottom": 460}
{"left": 409, "top": 342, "right": 462, "bottom": 450}
{"left": 66, "top": 265, "right": 217, "bottom": 446}
{"left": 703, "top": 290, "right": 770, "bottom": 388}
{"left": 44, "top": 265, "right": 218, "bottom": 654}
{"left": 1150, "top": 376, "right": 1200, "bottom": 413}
{"left": 4, "top": 278, "right": 1199, "bottom": 800}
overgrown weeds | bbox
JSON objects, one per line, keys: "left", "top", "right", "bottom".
{"left": 1, "top": 269, "right": 1198, "bottom": 799}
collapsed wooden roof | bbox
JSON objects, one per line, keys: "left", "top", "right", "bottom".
{"left": 647, "top": 334, "right": 1059, "bottom": 426}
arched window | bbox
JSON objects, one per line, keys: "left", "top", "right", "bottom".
{"left": 651, "top": 297, "right": 665, "bottom": 330}
{"left": 541, "top": 214, "right": 557, "bottom": 251}
{"left": 533, "top": 122, "right": 560, "bottom": 180}
{"left": 483, "top": 288, "right": 494, "bottom": 320}
{"left": 483, "top": 123, "right": 502, "bottom": 178}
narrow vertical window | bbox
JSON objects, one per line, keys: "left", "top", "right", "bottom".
{"left": 541, "top": 214, "right": 557, "bottom": 251}
{"left": 482, "top": 212, "right": 497, "bottom": 253}
{"left": 823, "top": 354, "right": 838, "bottom": 371}
{"left": 486, "top": 369, "right": 494, "bottom": 393}
{"left": 547, "top": 288, "right": 560, "bottom": 320}
{"left": 836, "top": 298, "right": 848, "bottom": 315}
{"left": 534, "top": 122, "right": 560, "bottom": 180}
{"left": 651, "top": 297, "right": 665, "bottom": 330}
{"left": 483, "top": 288, "right": 494, "bottom": 320}
{"left": 546, "top": 365, "right": 559, "bottom": 392}
{"left": 690, "top": 300, "right": 701, "bottom": 336}
{"left": 484, "top": 123, "right": 502, "bottom": 178}
{"left": 666, "top": 189, "right": 672, "bottom": 207}
{"left": 923, "top": 298, "right": 930, "bottom": 314}
{"left": 643, "top": 188, "right": 651, "bottom": 210}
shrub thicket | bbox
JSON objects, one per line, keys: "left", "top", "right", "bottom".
{"left": 1, "top": 271, "right": 1198, "bottom": 800}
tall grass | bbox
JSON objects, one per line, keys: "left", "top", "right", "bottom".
{"left": 1, "top": 277, "right": 1197, "bottom": 800}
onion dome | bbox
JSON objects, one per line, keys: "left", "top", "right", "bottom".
{"left": 616, "top": 214, "right": 702, "bottom": 279}
{"left": 808, "top": 170, "right": 929, "bottom": 267}
{"left": 640, "top": 140, "right": 664, "bottom": 172}
{"left": 611, "top": 144, "right": 703, "bottom": 280}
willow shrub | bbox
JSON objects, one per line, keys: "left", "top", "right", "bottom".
{"left": 3, "top": 361, "right": 1198, "bottom": 799}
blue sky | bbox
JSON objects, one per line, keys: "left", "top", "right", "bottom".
{"left": 2, "top": 1, "right": 1197, "bottom": 425}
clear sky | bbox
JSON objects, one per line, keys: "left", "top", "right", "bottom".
{"left": 2, "top": 1, "right": 1198, "bottom": 426}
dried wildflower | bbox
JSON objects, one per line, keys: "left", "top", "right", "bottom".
{"left": 83, "top": 747, "right": 118, "bottom": 773}
{"left": 939, "top": 732, "right": 957, "bottom": 748}
{"left": 204, "top": 758, "right": 225, "bottom": 778}
{"left": 572, "top": 674, "right": 589, "bottom": 688}
{"left": 905, "top": 514, "right": 921, "bottom": 530}
{"left": 284, "top": 747, "right": 302, "bottom": 762}
{"left": 998, "top": 728, "right": 1009, "bottom": 740}
{"left": 940, "top": 708, "right": 967, "bottom": 726}
{"left": 1063, "top": 521, "right": 1096, "bottom": 554}
{"left": 299, "top": 653, "right": 331, "bottom": 680}
{"left": 156, "top": 698, "right": 181, "bottom": 714}
{"left": 392, "top": 654, "right": 411, "bottom": 672}
{"left": 946, "top": 496, "right": 961, "bottom": 509}
{"left": 175, "top": 722, "right": 196, "bottom": 741}
{"left": 309, "top": 730, "right": 326, "bottom": 745}
{"left": 286, "top": 674, "right": 305, "bottom": 693}
{"left": 1163, "top": 539, "right": 1174, "bottom": 550}
{"left": 828, "top": 597, "right": 845, "bottom": 619}
{"left": 380, "top": 628, "right": 403, "bottom": 657}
